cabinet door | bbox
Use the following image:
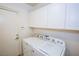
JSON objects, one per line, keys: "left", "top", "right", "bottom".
{"left": 0, "top": 10, "right": 20, "bottom": 56}
{"left": 47, "top": 4, "right": 66, "bottom": 29}
{"left": 29, "top": 6, "right": 47, "bottom": 27}
{"left": 66, "top": 4, "right": 79, "bottom": 30}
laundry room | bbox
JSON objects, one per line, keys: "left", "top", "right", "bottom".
{"left": 0, "top": 3, "right": 79, "bottom": 56}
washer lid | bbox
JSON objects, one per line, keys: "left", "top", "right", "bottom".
{"left": 23, "top": 37, "right": 46, "bottom": 48}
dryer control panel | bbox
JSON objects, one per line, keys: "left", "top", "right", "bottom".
{"left": 34, "top": 33, "right": 65, "bottom": 47}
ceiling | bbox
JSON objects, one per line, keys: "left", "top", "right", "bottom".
{"left": 27, "top": 3, "right": 40, "bottom": 6}
{"left": 27, "top": 3, "right": 49, "bottom": 11}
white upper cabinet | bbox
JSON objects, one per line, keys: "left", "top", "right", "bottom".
{"left": 29, "top": 3, "right": 79, "bottom": 30}
{"left": 29, "top": 4, "right": 66, "bottom": 29}
{"left": 29, "top": 6, "right": 47, "bottom": 27}
{"left": 47, "top": 4, "right": 66, "bottom": 29}
{"left": 66, "top": 4, "right": 79, "bottom": 30}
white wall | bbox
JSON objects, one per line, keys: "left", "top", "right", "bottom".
{"left": 0, "top": 3, "right": 32, "bottom": 55}
{"left": 0, "top": 25, "right": 1, "bottom": 55}
{"left": 0, "top": 14, "right": 5, "bottom": 55}
{"left": 32, "top": 28, "right": 79, "bottom": 56}
{"left": 0, "top": 23, "right": 3, "bottom": 55}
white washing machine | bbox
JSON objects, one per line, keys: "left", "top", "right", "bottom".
{"left": 23, "top": 33, "right": 66, "bottom": 56}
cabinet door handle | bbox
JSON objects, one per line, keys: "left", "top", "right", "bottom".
{"left": 32, "top": 50, "right": 34, "bottom": 53}
{"left": 15, "top": 37, "right": 19, "bottom": 40}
